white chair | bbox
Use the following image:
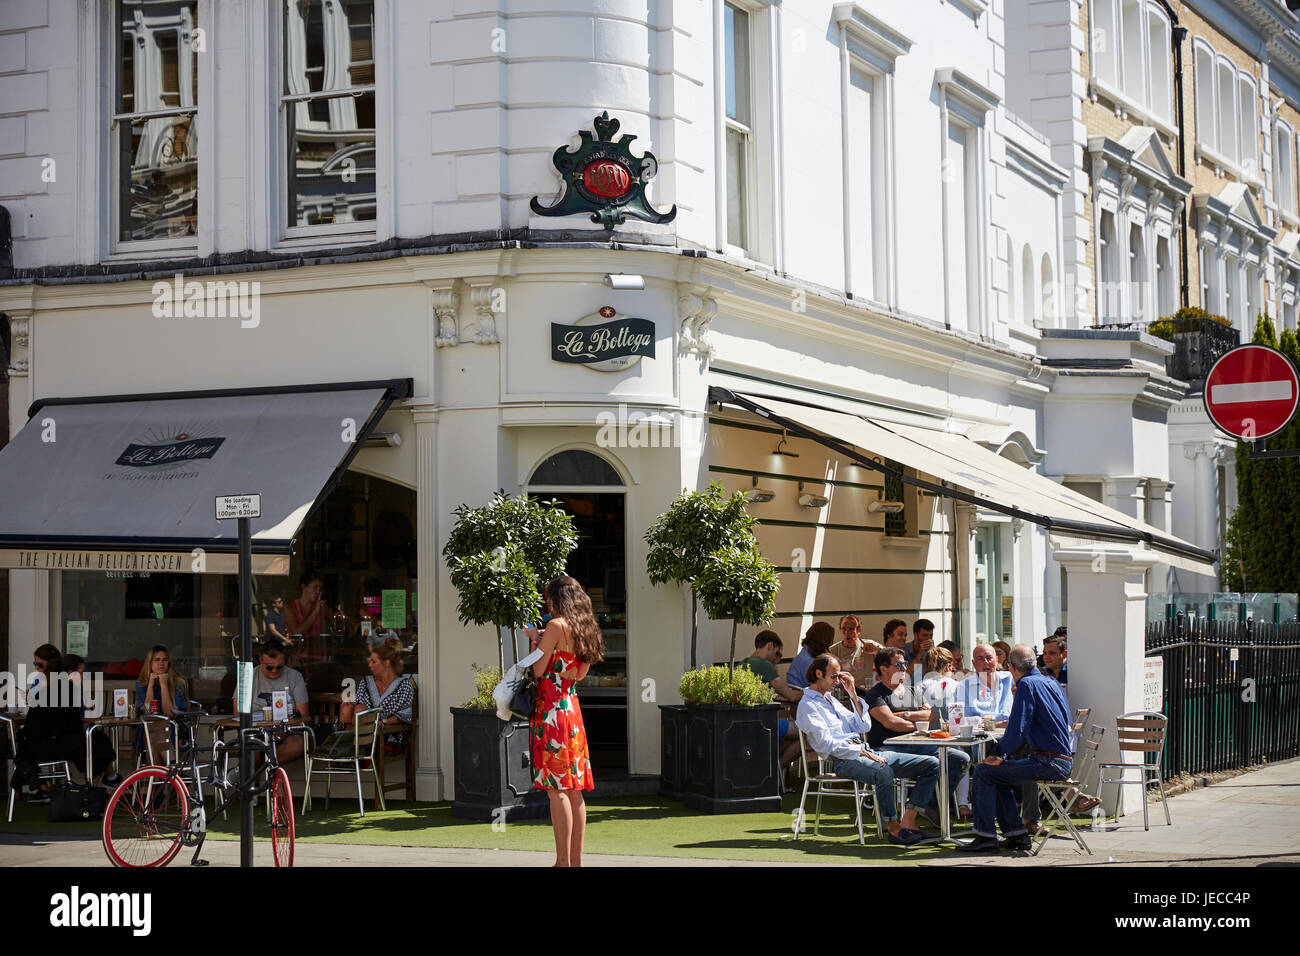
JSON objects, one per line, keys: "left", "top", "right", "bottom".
{"left": 303, "top": 708, "right": 385, "bottom": 816}
{"left": 1096, "top": 711, "right": 1172, "bottom": 831}
{"left": 793, "top": 725, "right": 881, "bottom": 844}
{"left": 1, "top": 716, "right": 15, "bottom": 823}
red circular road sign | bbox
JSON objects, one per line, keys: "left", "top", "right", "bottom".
{"left": 1204, "top": 344, "right": 1300, "bottom": 441}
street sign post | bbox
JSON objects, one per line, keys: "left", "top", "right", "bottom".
{"left": 1204, "top": 345, "right": 1300, "bottom": 456}
{"left": 216, "top": 494, "right": 260, "bottom": 867}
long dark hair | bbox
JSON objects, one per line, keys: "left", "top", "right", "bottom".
{"left": 545, "top": 575, "right": 604, "bottom": 664}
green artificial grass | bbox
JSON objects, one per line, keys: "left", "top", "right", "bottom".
{"left": 2, "top": 794, "right": 1107, "bottom": 865}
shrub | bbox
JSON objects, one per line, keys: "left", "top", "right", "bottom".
{"left": 679, "top": 665, "right": 776, "bottom": 706}
{"left": 462, "top": 663, "right": 502, "bottom": 711}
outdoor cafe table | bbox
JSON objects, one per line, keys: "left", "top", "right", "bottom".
{"left": 884, "top": 728, "right": 1004, "bottom": 844}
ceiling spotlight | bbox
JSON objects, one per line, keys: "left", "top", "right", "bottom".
{"left": 363, "top": 431, "right": 403, "bottom": 448}
{"left": 773, "top": 429, "right": 800, "bottom": 457}
{"left": 797, "top": 480, "right": 829, "bottom": 509}
{"left": 603, "top": 273, "right": 645, "bottom": 290}
{"left": 745, "top": 475, "right": 775, "bottom": 504}
{"left": 868, "top": 498, "right": 904, "bottom": 514}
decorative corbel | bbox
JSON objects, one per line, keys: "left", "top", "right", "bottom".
{"left": 677, "top": 293, "right": 717, "bottom": 359}
{"left": 468, "top": 284, "right": 501, "bottom": 345}
{"left": 431, "top": 289, "right": 460, "bottom": 349}
{"left": 1119, "top": 171, "right": 1139, "bottom": 206}
{"left": 6, "top": 314, "right": 30, "bottom": 375}
{"left": 1089, "top": 153, "right": 1108, "bottom": 203}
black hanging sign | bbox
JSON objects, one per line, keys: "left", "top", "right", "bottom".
{"left": 530, "top": 111, "right": 677, "bottom": 231}
{"left": 551, "top": 306, "right": 655, "bottom": 371}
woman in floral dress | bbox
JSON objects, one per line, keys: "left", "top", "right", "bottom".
{"left": 527, "top": 574, "right": 604, "bottom": 867}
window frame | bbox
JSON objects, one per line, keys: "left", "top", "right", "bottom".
{"left": 109, "top": 0, "right": 206, "bottom": 256}
{"left": 722, "top": 0, "right": 756, "bottom": 258}
{"left": 276, "top": 0, "right": 381, "bottom": 242}
{"left": 1193, "top": 37, "right": 1262, "bottom": 185}
{"left": 1274, "top": 118, "right": 1298, "bottom": 226}
{"left": 1087, "top": 0, "right": 1175, "bottom": 135}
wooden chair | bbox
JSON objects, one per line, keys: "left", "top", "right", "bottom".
{"left": 1032, "top": 723, "right": 1105, "bottom": 856}
{"left": 1097, "top": 711, "right": 1171, "bottom": 831}
{"left": 375, "top": 678, "right": 417, "bottom": 802}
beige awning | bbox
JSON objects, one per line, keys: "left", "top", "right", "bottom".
{"left": 713, "top": 389, "right": 1215, "bottom": 576}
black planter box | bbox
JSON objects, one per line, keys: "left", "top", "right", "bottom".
{"left": 450, "top": 707, "right": 549, "bottom": 822}
{"left": 680, "top": 702, "right": 781, "bottom": 814}
{"left": 658, "top": 705, "right": 688, "bottom": 800}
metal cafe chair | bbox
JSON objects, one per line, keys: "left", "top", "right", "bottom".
{"left": 1032, "top": 723, "right": 1105, "bottom": 856}
{"left": 142, "top": 713, "right": 212, "bottom": 805}
{"left": 303, "top": 707, "right": 385, "bottom": 817}
{"left": 793, "top": 725, "right": 878, "bottom": 844}
{"left": 1097, "top": 711, "right": 1172, "bottom": 831}
{"left": 0, "top": 715, "right": 16, "bottom": 823}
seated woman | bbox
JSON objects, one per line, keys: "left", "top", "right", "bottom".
{"left": 339, "top": 638, "right": 415, "bottom": 753}
{"left": 134, "top": 645, "right": 190, "bottom": 757}
{"left": 12, "top": 660, "right": 115, "bottom": 800}
{"left": 917, "top": 646, "right": 974, "bottom": 817}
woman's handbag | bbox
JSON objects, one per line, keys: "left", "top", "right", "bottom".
{"left": 48, "top": 782, "right": 109, "bottom": 822}
{"left": 493, "top": 649, "right": 543, "bottom": 722}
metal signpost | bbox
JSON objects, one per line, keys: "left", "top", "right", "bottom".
{"left": 215, "top": 494, "right": 260, "bottom": 867}
{"left": 1203, "top": 344, "right": 1300, "bottom": 457}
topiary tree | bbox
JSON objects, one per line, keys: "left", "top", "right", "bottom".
{"left": 645, "top": 482, "right": 758, "bottom": 668}
{"left": 443, "top": 492, "right": 578, "bottom": 673}
{"left": 693, "top": 542, "right": 780, "bottom": 684}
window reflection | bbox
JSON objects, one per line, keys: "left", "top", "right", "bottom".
{"left": 283, "top": 0, "right": 376, "bottom": 227}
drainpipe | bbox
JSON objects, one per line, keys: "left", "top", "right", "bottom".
{"left": 1157, "top": 0, "right": 1191, "bottom": 309}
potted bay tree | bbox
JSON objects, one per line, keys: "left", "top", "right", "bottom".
{"left": 444, "top": 491, "right": 577, "bottom": 821}
{"left": 649, "top": 483, "right": 782, "bottom": 812}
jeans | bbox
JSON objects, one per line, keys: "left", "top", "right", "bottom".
{"left": 833, "top": 751, "right": 941, "bottom": 821}
{"left": 969, "top": 754, "right": 1072, "bottom": 839}
{"left": 884, "top": 744, "right": 970, "bottom": 803}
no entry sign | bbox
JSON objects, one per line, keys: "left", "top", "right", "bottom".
{"left": 1204, "top": 344, "right": 1300, "bottom": 441}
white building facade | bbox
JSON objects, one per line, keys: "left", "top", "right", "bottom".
{"left": 0, "top": 0, "right": 1209, "bottom": 807}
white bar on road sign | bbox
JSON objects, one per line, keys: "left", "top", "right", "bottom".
{"left": 1210, "top": 380, "right": 1293, "bottom": 404}
{"left": 215, "top": 494, "right": 261, "bottom": 520}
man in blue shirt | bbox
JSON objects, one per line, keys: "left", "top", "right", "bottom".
{"left": 957, "top": 643, "right": 1014, "bottom": 724}
{"left": 796, "top": 654, "right": 940, "bottom": 846}
{"left": 956, "top": 644, "right": 1073, "bottom": 853}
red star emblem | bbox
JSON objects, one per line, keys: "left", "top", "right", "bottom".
{"left": 599, "top": 306, "right": 616, "bottom": 318}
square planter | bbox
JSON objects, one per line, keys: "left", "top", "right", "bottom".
{"left": 658, "top": 704, "right": 688, "bottom": 800}
{"left": 681, "top": 702, "right": 781, "bottom": 814}
{"left": 449, "top": 707, "right": 549, "bottom": 822}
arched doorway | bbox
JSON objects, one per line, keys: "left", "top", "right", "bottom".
{"left": 527, "top": 448, "right": 628, "bottom": 775}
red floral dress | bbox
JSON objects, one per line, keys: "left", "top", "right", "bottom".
{"left": 530, "top": 649, "right": 594, "bottom": 791}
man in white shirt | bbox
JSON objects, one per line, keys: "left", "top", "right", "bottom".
{"left": 795, "top": 654, "right": 940, "bottom": 846}
{"left": 958, "top": 644, "right": 1014, "bottom": 725}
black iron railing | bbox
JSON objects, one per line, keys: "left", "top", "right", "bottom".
{"left": 1161, "top": 316, "right": 1241, "bottom": 389}
{"left": 1144, "top": 615, "right": 1300, "bottom": 779}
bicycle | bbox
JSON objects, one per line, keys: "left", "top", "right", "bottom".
{"left": 101, "top": 709, "right": 302, "bottom": 868}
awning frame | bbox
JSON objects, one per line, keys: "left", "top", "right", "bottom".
{"left": 709, "top": 387, "right": 1216, "bottom": 567}
{"left": 7, "top": 378, "right": 414, "bottom": 556}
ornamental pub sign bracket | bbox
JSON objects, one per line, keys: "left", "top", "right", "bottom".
{"left": 530, "top": 111, "right": 677, "bottom": 231}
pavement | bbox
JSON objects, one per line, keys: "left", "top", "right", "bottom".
{"left": 3, "top": 758, "right": 1296, "bottom": 867}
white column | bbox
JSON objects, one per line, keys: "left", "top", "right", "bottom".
{"left": 412, "top": 408, "right": 442, "bottom": 800}
{"left": 953, "top": 502, "right": 978, "bottom": 654}
{"left": 1053, "top": 546, "right": 1159, "bottom": 817}
{"left": 1103, "top": 476, "right": 1146, "bottom": 521}
{"left": 6, "top": 309, "right": 49, "bottom": 665}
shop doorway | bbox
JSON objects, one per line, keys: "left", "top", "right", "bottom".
{"left": 528, "top": 450, "right": 628, "bottom": 776}
{"left": 974, "top": 524, "right": 1003, "bottom": 644}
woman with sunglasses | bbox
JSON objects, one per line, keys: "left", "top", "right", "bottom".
{"left": 25, "top": 644, "right": 61, "bottom": 706}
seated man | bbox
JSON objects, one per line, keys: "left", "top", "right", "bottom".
{"left": 231, "top": 645, "right": 311, "bottom": 765}
{"left": 958, "top": 643, "right": 1014, "bottom": 726}
{"left": 957, "top": 644, "right": 1074, "bottom": 853}
{"left": 741, "top": 630, "right": 802, "bottom": 773}
{"left": 865, "top": 648, "right": 970, "bottom": 818}
{"left": 796, "top": 654, "right": 939, "bottom": 846}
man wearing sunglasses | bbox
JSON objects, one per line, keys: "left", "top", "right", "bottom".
{"left": 865, "top": 648, "right": 971, "bottom": 820}
{"left": 231, "top": 646, "right": 310, "bottom": 763}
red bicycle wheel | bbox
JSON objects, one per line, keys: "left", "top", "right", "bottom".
{"left": 102, "top": 767, "right": 189, "bottom": 868}
{"left": 269, "top": 767, "right": 295, "bottom": 868}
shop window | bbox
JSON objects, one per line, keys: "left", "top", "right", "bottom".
{"left": 883, "top": 458, "right": 908, "bottom": 536}
{"left": 114, "top": 0, "right": 199, "bottom": 245}
{"left": 529, "top": 450, "right": 622, "bottom": 486}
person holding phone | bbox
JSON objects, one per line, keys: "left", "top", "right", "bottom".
{"left": 525, "top": 575, "right": 604, "bottom": 867}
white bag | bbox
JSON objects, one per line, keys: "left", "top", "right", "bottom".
{"left": 492, "top": 648, "right": 544, "bottom": 722}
